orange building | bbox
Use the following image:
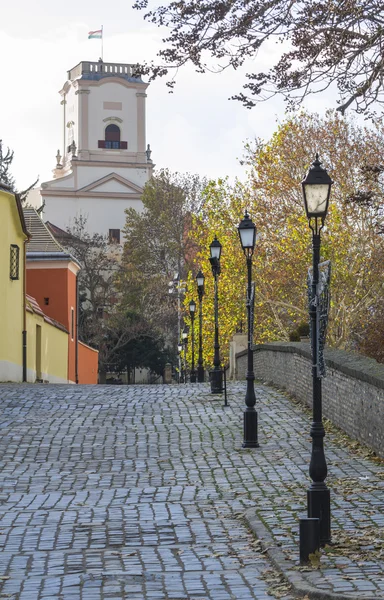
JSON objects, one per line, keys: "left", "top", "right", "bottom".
{"left": 23, "top": 208, "right": 98, "bottom": 383}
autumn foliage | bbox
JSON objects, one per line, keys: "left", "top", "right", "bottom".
{"left": 184, "top": 112, "right": 384, "bottom": 366}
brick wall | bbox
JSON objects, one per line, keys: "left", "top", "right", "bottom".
{"left": 236, "top": 342, "right": 384, "bottom": 457}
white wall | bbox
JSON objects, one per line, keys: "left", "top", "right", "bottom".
{"left": 44, "top": 164, "right": 150, "bottom": 190}
{"left": 43, "top": 194, "right": 144, "bottom": 237}
{"left": 75, "top": 165, "right": 149, "bottom": 189}
{"left": 87, "top": 82, "right": 139, "bottom": 152}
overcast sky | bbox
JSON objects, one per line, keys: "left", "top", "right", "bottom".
{"left": 1, "top": 0, "right": 340, "bottom": 191}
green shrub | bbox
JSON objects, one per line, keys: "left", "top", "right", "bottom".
{"left": 289, "top": 329, "right": 300, "bottom": 342}
{"left": 297, "top": 321, "right": 310, "bottom": 337}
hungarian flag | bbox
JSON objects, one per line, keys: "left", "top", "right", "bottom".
{"left": 88, "top": 29, "right": 102, "bottom": 39}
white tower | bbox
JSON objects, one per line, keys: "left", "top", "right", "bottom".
{"left": 41, "top": 60, "right": 153, "bottom": 242}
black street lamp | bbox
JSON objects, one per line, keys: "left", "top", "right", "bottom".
{"left": 189, "top": 300, "right": 197, "bottom": 383}
{"left": 196, "top": 270, "right": 205, "bottom": 382}
{"left": 177, "top": 343, "right": 183, "bottom": 383}
{"left": 209, "top": 236, "right": 223, "bottom": 394}
{"left": 182, "top": 328, "right": 188, "bottom": 384}
{"left": 301, "top": 154, "right": 333, "bottom": 545}
{"left": 238, "top": 211, "right": 259, "bottom": 448}
{"left": 169, "top": 273, "right": 186, "bottom": 382}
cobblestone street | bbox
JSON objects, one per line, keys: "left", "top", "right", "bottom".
{"left": 0, "top": 382, "right": 383, "bottom": 599}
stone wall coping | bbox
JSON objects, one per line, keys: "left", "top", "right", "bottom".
{"left": 236, "top": 342, "right": 384, "bottom": 391}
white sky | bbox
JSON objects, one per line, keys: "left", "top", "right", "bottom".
{"left": 0, "top": 0, "right": 341, "bottom": 191}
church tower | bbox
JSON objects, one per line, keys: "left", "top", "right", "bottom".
{"left": 40, "top": 60, "right": 153, "bottom": 243}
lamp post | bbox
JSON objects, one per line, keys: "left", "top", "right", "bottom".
{"left": 169, "top": 273, "right": 186, "bottom": 383}
{"left": 238, "top": 211, "right": 259, "bottom": 448}
{"left": 301, "top": 153, "right": 333, "bottom": 545}
{"left": 189, "top": 300, "right": 197, "bottom": 383}
{"left": 177, "top": 343, "right": 183, "bottom": 383}
{"left": 196, "top": 270, "right": 205, "bottom": 382}
{"left": 209, "top": 236, "right": 223, "bottom": 394}
{"left": 182, "top": 328, "right": 188, "bottom": 384}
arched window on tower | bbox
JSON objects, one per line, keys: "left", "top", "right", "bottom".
{"left": 98, "top": 124, "right": 127, "bottom": 150}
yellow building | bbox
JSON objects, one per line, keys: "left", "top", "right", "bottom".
{"left": 26, "top": 295, "right": 68, "bottom": 383}
{"left": 0, "top": 184, "right": 29, "bottom": 381}
{"left": 0, "top": 183, "right": 69, "bottom": 382}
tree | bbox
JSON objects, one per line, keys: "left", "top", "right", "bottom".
{"left": 185, "top": 112, "right": 384, "bottom": 366}
{"left": 184, "top": 179, "right": 249, "bottom": 367}
{"left": 120, "top": 169, "right": 206, "bottom": 346}
{"left": 0, "top": 140, "right": 15, "bottom": 189}
{"left": 63, "top": 215, "right": 121, "bottom": 345}
{"left": 0, "top": 139, "right": 38, "bottom": 201}
{"left": 133, "top": 0, "right": 384, "bottom": 115}
{"left": 346, "top": 161, "right": 384, "bottom": 234}
{"left": 97, "top": 310, "right": 159, "bottom": 380}
{"left": 114, "top": 332, "right": 174, "bottom": 380}
{"left": 63, "top": 216, "right": 171, "bottom": 381}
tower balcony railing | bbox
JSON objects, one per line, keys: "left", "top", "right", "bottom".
{"left": 98, "top": 140, "right": 128, "bottom": 150}
{"left": 68, "top": 61, "right": 141, "bottom": 81}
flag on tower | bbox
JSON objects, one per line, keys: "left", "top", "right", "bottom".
{"left": 88, "top": 29, "right": 102, "bottom": 39}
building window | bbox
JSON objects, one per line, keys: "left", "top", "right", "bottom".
{"left": 109, "top": 229, "right": 120, "bottom": 244}
{"left": 10, "top": 245, "right": 20, "bottom": 280}
{"left": 71, "top": 308, "right": 74, "bottom": 341}
{"left": 98, "top": 124, "right": 127, "bottom": 149}
{"left": 44, "top": 297, "right": 49, "bottom": 305}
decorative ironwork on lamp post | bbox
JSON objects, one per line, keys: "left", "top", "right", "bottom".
{"left": 301, "top": 153, "right": 333, "bottom": 545}
{"left": 238, "top": 211, "right": 259, "bottom": 448}
{"left": 189, "top": 300, "right": 197, "bottom": 383}
{"left": 209, "top": 237, "right": 223, "bottom": 394}
{"left": 196, "top": 270, "right": 205, "bottom": 382}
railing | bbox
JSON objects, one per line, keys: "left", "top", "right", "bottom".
{"left": 98, "top": 140, "right": 128, "bottom": 150}
{"left": 68, "top": 61, "right": 139, "bottom": 81}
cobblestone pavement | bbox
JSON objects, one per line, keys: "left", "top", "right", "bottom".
{"left": 0, "top": 382, "right": 383, "bottom": 600}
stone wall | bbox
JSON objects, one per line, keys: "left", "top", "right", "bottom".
{"left": 236, "top": 342, "right": 384, "bottom": 457}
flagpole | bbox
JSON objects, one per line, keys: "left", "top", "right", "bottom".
{"left": 101, "top": 25, "right": 103, "bottom": 61}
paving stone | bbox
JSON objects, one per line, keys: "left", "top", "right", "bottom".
{"left": 0, "top": 381, "right": 382, "bottom": 598}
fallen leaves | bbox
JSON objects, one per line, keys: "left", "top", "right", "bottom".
{"left": 260, "top": 568, "right": 292, "bottom": 599}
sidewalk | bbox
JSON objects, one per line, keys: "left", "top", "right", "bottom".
{"left": 241, "top": 384, "right": 384, "bottom": 599}
{"left": 0, "top": 381, "right": 383, "bottom": 599}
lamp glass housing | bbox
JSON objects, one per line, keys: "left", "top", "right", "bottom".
{"left": 182, "top": 332, "right": 188, "bottom": 340}
{"left": 177, "top": 344, "right": 183, "bottom": 353}
{"left": 302, "top": 184, "right": 330, "bottom": 216}
{"left": 301, "top": 155, "right": 333, "bottom": 219}
{"left": 196, "top": 270, "right": 205, "bottom": 288}
{"left": 210, "top": 237, "right": 222, "bottom": 260}
{"left": 238, "top": 212, "right": 256, "bottom": 256}
{"left": 189, "top": 300, "right": 196, "bottom": 314}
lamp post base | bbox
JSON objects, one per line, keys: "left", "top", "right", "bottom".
{"left": 210, "top": 368, "right": 223, "bottom": 394}
{"left": 307, "top": 485, "right": 331, "bottom": 546}
{"left": 190, "top": 371, "right": 197, "bottom": 383}
{"left": 243, "top": 407, "right": 259, "bottom": 448}
{"left": 197, "top": 366, "right": 205, "bottom": 382}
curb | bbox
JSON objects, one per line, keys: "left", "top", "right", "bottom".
{"left": 244, "top": 508, "right": 379, "bottom": 600}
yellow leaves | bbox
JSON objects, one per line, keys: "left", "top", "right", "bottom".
{"left": 184, "top": 112, "right": 384, "bottom": 363}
